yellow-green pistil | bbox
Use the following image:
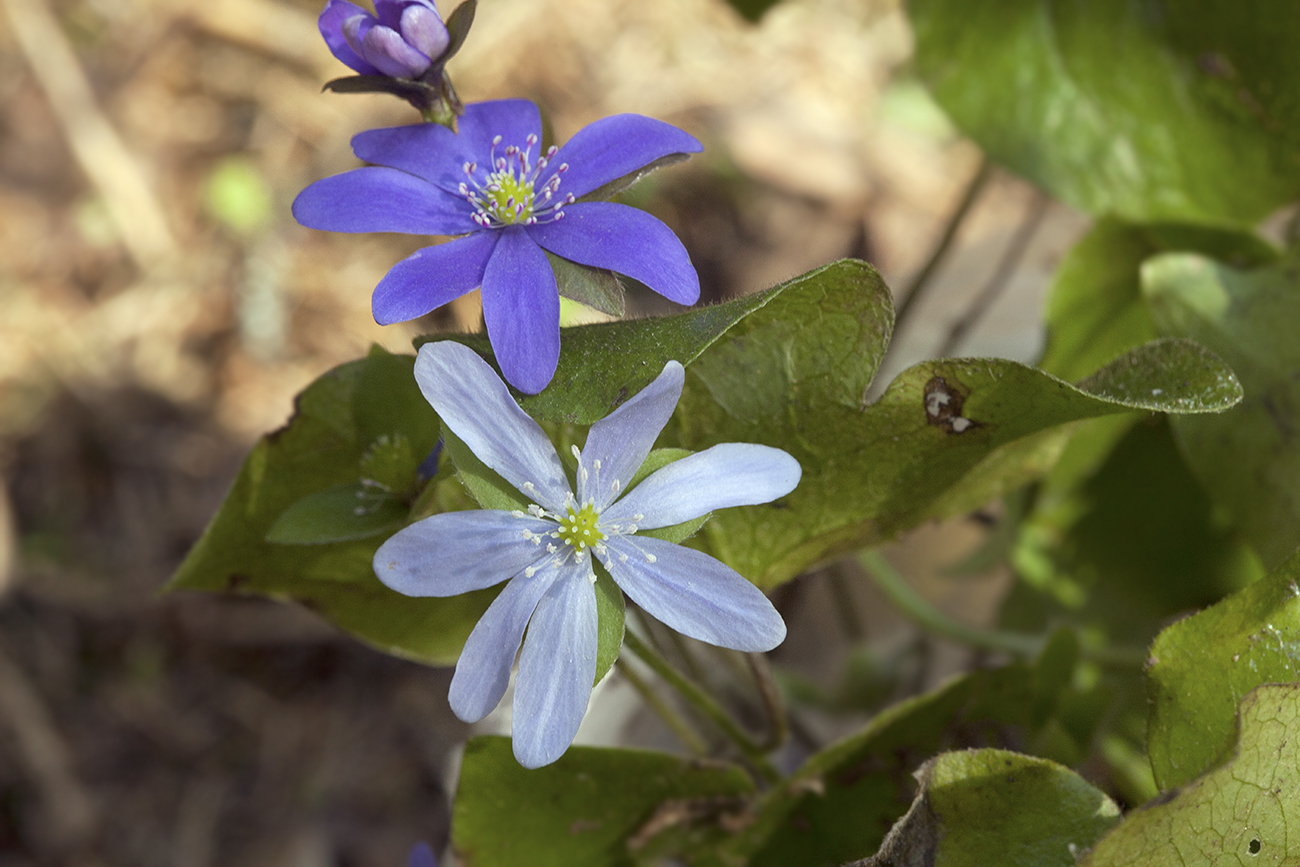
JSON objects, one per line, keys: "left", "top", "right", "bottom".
{"left": 556, "top": 503, "right": 605, "bottom": 554}
{"left": 485, "top": 174, "right": 534, "bottom": 225}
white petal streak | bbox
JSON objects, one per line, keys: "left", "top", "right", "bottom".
{"left": 578, "top": 361, "right": 684, "bottom": 511}
{"left": 372, "top": 510, "right": 554, "bottom": 596}
{"left": 414, "top": 342, "right": 570, "bottom": 512}
{"left": 603, "top": 443, "right": 801, "bottom": 529}
{"left": 599, "top": 535, "right": 785, "bottom": 652}
{"left": 511, "top": 561, "right": 598, "bottom": 768}
{"left": 447, "top": 566, "right": 558, "bottom": 723}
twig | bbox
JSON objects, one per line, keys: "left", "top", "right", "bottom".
{"left": 892, "top": 156, "right": 992, "bottom": 335}
{"left": 0, "top": 646, "right": 99, "bottom": 849}
{"left": 746, "top": 653, "right": 788, "bottom": 753}
{"left": 936, "top": 188, "right": 1051, "bottom": 358}
{"left": 1, "top": 0, "right": 176, "bottom": 270}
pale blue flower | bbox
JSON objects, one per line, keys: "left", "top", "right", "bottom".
{"left": 373, "top": 341, "right": 799, "bottom": 768}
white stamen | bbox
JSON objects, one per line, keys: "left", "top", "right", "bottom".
{"left": 524, "top": 566, "right": 536, "bottom": 577}
{"left": 646, "top": 553, "right": 657, "bottom": 563}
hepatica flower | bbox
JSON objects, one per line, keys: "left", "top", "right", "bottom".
{"left": 320, "top": 0, "right": 450, "bottom": 80}
{"left": 292, "top": 100, "right": 703, "bottom": 394}
{"left": 374, "top": 342, "right": 799, "bottom": 768}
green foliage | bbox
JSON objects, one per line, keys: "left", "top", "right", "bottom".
{"left": 1144, "top": 252, "right": 1300, "bottom": 569}
{"left": 171, "top": 261, "right": 1243, "bottom": 670}
{"left": 168, "top": 347, "right": 496, "bottom": 666}
{"left": 1146, "top": 549, "right": 1300, "bottom": 791}
{"left": 910, "top": 0, "right": 1300, "bottom": 226}
{"left": 859, "top": 750, "right": 1120, "bottom": 867}
{"left": 451, "top": 737, "right": 756, "bottom": 866}
{"left": 1040, "top": 219, "right": 1277, "bottom": 383}
{"left": 714, "top": 656, "right": 1087, "bottom": 867}
{"left": 1084, "top": 684, "right": 1300, "bottom": 866}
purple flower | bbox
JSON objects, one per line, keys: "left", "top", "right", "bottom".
{"left": 320, "top": 0, "right": 450, "bottom": 80}
{"left": 373, "top": 342, "right": 798, "bottom": 768}
{"left": 292, "top": 100, "right": 703, "bottom": 394}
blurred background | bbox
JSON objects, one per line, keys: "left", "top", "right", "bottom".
{"left": 0, "top": 0, "right": 1090, "bottom": 863}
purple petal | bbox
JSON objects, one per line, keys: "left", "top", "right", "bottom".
{"left": 603, "top": 444, "right": 801, "bottom": 529}
{"left": 512, "top": 562, "right": 598, "bottom": 768}
{"left": 360, "top": 24, "right": 432, "bottom": 78}
{"left": 372, "top": 232, "right": 497, "bottom": 324}
{"left": 578, "top": 361, "right": 684, "bottom": 511}
{"left": 372, "top": 510, "right": 554, "bottom": 596}
{"left": 400, "top": 4, "right": 449, "bottom": 61}
{"left": 599, "top": 536, "right": 785, "bottom": 652}
{"left": 481, "top": 227, "right": 560, "bottom": 395}
{"left": 351, "top": 100, "right": 541, "bottom": 190}
{"left": 374, "top": 0, "right": 438, "bottom": 29}
{"left": 319, "top": 0, "right": 380, "bottom": 75}
{"left": 292, "top": 166, "right": 471, "bottom": 235}
{"left": 414, "top": 342, "right": 571, "bottom": 513}
{"left": 448, "top": 566, "right": 557, "bottom": 723}
{"left": 407, "top": 843, "right": 438, "bottom": 867}
{"left": 528, "top": 202, "right": 700, "bottom": 305}
{"left": 547, "top": 114, "right": 702, "bottom": 200}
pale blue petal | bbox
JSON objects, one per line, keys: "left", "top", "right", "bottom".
{"left": 527, "top": 202, "right": 700, "bottom": 305}
{"left": 512, "top": 560, "right": 598, "bottom": 768}
{"left": 447, "top": 565, "right": 558, "bottom": 723}
{"left": 372, "top": 510, "right": 554, "bottom": 596}
{"left": 577, "top": 361, "right": 683, "bottom": 511}
{"left": 599, "top": 536, "right": 785, "bottom": 652}
{"left": 414, "top": 342, "right": 571, "bottom": 513}
{"left": 603, "top": 444, "right": 801, "bottom": 529}
{"left": 480, "top": 226, "right": 560, "bottom": 395}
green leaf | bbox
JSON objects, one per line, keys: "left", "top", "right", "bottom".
{"left": 910, "top": 0, "right": 1300, "bottom": 225}
{"left": 264, "top": 483, "right": 408, "bottom": 545}
{"left": 1040, "top": 219, "right": 1277, "bottom": 383}
{"left": 414, "top": 257, "right": 816, "bottom": 425}
{"left": 1146, "top": 549, "right": 1300, "bottom": 791}
{"left": 546, "top": 252, "right": 626, "bottom": 318}
{"left": 719, "top": 663, "right": 1044, "bottom": 867}
{"left": 359, "top": 432, "right": 418, "bottom": 493}
{"left": 167, "top": 348, "right": 490, "bottom": 666}
{"left": 857, "top": 749, "right": 1120, "bottom": 867}
{"left": 1143, "top": 252, "right": 1300, "bottom": 569}
{"left": 1084, "top": 684, "right": 1300, "bottom": 866}
{"left": 451, "top": 737, "right": 755, "bottom": 866}
{"left": 677, "top": 330, "right": 1243, "bottom": 589}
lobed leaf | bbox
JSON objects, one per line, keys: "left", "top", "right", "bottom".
{"left": 1085, "top": 684, "right": 1300, "bottom": 866}
{"left": 1146, "top": 549, "right": 1300, "bottom": 791}
{"left": 855, "top": 749, "right": 1120, "bottom": 867}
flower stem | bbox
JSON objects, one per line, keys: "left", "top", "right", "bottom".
{"left": 856, "top": 551, "right": 1145, "bottom": 668}
{"left": 623, "top": 630, "right": 781, "bottom": 784}
{"left": 746, "top": 653, "right": 788, "bottom": 753}
{"left": 614, "top": 657, "right": 709, "bottom": 756}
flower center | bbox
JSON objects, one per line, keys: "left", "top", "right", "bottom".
{"left": 459, "top": 134, "right": 573, "bottom": 229}
{"left": 556, "top": 503, "right": 605, "bottom": 553}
